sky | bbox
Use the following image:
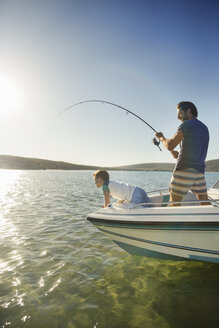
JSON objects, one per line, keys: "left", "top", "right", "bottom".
{"left": 0, "top": 0, "right": 218, "bottom": 167}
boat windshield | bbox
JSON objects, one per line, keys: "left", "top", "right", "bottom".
{"left": 213, "top": 180, "right": 219, "bottom": 189}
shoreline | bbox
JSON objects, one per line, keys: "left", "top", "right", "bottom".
{"left": 0, "top": 155, "right": 218, "bottom": 172}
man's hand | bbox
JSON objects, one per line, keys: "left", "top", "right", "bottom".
{"left": 155, "top": 132, "right": 165, "bottom": 141}
{"left": 171, "top": 150, "right": 179, "bottom": 159}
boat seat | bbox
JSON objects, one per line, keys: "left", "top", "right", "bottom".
{"left": 149, "top": 191, "right": 200, "bottom": 207}
{"left": 161, "top": 194, "right": 170, "bottom": 207}
{"left": 148, "top": 194, "right": 169, "bottom": 207}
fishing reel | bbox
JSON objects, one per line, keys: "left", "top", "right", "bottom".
{"left": 152, "top": 137, "right": 162, "bottom": 151}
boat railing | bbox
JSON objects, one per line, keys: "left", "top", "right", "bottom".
{"left": 133, "top": 198, "right": 219, "bottom": 208}
{"left": 212, "top": 180, "right": 219, "bottom": 189}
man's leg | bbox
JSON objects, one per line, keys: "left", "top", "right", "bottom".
{"left": 196, "top": 193, "right": 211, "bottom": 205}
{"left": 169, "top": 170, "right": 192, "bottom": 206}
{"left": 169, "top": 192, "right": 183, "bottom": 206}
{"left": 191, "top": 173, "right": 210, "bottom": 205}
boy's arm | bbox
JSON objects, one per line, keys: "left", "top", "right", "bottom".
{"left": 103, "top": 191, "right": 111, "bottom": 207}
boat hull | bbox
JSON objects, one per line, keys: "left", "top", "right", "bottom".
{"left": 87, "top": 196, "right": 219, "bottom": 263}
{"left": 91, "top": 223, "right": 219, "bottom": 263}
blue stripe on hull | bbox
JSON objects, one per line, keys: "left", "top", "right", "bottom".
{"left": 113, "top": 241, "right": 219, "bottom": 263}
{"left": 189, "top": 254, "right": 219, "bottom": 264}
{"left": 113, "top": 240, "right": 190, "bottom": 261}
{"left": 99, "top": 227, "right": 219, "bottom": 256}
{"left": 92, "top": 221, "right": 219, "bottom": 231}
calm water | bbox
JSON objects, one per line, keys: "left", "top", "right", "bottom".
{"left": 0, "top": 170, "right": 219, "bottom": 328}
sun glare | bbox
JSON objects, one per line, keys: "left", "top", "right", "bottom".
{"left": 0, "top": 170, "right": 22, "bottom": 200}
{"left": 0, "top": 76, "right": 23, "bottom": 119}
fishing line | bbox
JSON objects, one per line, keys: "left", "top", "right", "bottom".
{"left": 57, "top": 99, "right": 162, "bottom": 151}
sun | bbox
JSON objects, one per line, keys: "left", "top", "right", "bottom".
{"left": 0, "top": 76, "right": 23, "bottom": 119}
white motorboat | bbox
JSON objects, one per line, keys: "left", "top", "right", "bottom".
{"left": 87, "top": 181, "right": 219, "bottom": 263}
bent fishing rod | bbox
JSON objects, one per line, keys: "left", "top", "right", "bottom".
{"left": 57, "top": 100, "right": 162, "bottom": 151}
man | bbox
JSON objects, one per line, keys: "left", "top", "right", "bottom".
{"left": 156, "top": 101, "right": 210, "bottom": 206}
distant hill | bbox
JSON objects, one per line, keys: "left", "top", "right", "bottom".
{"left": 0, "top": 155, "right": 218, "bottom": 172}
{"left": 114, "top": 160, "right": 219, "bottom": 172}
{"left": 112, "top": 162, "right": 175, "bottom": 171}
{"left": 0, "top": 155, "right": 99, "bottom": 170}
{"left": 205, "top": 159, "right": 219, "bottom": 172}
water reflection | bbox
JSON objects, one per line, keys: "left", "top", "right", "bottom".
{"left": 0, "top": 170, "right": 218, "bottom": 328}
{"left": 0, "top": 170, "right": 22, "bottom": 200}
{"left": 0, "top": 170, "right": 26, "bottom": 326}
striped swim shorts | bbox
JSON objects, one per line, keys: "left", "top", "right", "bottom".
{"left": 169, "top": 168, "right": 207, "bottom": 197}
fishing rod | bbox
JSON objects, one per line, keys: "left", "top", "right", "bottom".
{"left": 57, "top": 99, "right": 162, "bottom": 151}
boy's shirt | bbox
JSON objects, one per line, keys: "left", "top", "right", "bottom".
{"left": 102, "top": 181, "right": 110, "bottom": 192}
{"left": 102, "top": 180, "right": 136, "bottom": 201}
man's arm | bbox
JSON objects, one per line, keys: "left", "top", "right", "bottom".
{"left": 155, "top": 130, "right": 183, "bottom": 151}
{"left": 170, "top": 150, "right": 179, "bottom": 159}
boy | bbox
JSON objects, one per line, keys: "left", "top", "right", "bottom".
{"left": 93, "top": 169, "right": 151, "bottom": 208}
